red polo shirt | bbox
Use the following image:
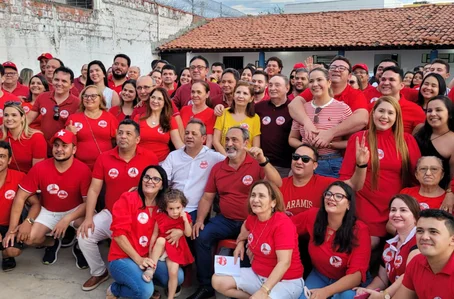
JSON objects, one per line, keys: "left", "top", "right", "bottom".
{"left": 382, "top": 230, "right": 417, "bottom": 284}
{"left": 107, "top": 75, "right": 125, "bottom": 95}
{"left": 172, "top": 80, "right": 223, "bottom": 109}
{"left": 0, "top": 169, "right": 26, "bottom": 226}
{"left": 204, "top": 154, "right": 265, "bottom": 221}
{"left": 403, "top": 252, "right": 454, "bottom": 297}
{"left": 401, "top": 186, "right": 446, "bottom": 211}
{"left": 92, "top": 146, "right": 158, "bottom": 212}
{"left": 0, "top": 91, "right": 21, "bottom": 125}
{"left": 48, "top": 83, "right": 80, "bottom": 97}
{"left": 31, "top": 91, "right": 81, "bottom": 143}
{"left": 2, "top": 82, "right": 29, "bottom": 98}
{"left": 73, "top": 77, "right": 85, "bottom": 93}
{"left": 300, "top": 84, "right": 367, "bottom": 112}
{"left": 19, "top": 158, "right": 91, "bottom": 212}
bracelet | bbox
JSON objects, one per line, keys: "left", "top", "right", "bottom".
{"left": 261, "top": 285, "right": 271, "bottom": 295}
{"left": 356, "top": 163, "right": 368, "bottom": 168}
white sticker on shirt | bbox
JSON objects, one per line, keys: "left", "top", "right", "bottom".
{"left": 394, "top": 255, "right": 403, "bottom": 268}
{"left": 137, "top": 212, "right": 149, "bottom": 224}
{"left": 370, "top": 97, "right": 379, "bottom": 104}
{"left": 420, "top": 202, "right": 430, "bottom": 210}
{"left": 383, "top": 247, "right": 395, "bottom": 262}
{"left": 242, "top": 175, "right": 253, "bottom": 186}
{"left": 23, "top": 106, "right": 30, "bottom": 113}
{"left": 329, "top": 256, "right": 343, "bottom": 268}
{"left": 40, "top": 107, "right": 47, "bottom": 115}
{"left": 47, "top": 184, "right": 60, "bottom": 194}
{"left": 260, "top": 243, "right": 271, "bottom": 255}
{"left": 57, "top": 190, "right": 68, "bottom": 199}
{"left": 247, "top": 233, "right": 254, "bottom": 245}
{"left": 157, "top": 127, "right": 164, "bottom": 134}
{"left": 240, "top": 123, "right": 249, "bottom": 130}
{"left": 262, "top": 116, "right": 271, "bottom": 125}
{"left": 60, "top": 110, "right": 69, "bottom": 119}
{"left": 98, "top": 120, "right": 107, "bottom": 128}
{"left": 276, "top": 116, "right": 285, "bottom": 125}
{"left": 74, "top": 122, "right": 83, "bottom": 131}
{"left": 128, "top": 167, "right": 139, "bottom": 178}
{"left": 108, "top": 168, "right": 119, "bottom": 179}
{"left": 139, "top": 236, "right": 149, "bottom": 247}
{"left": 199, "top": 161, "right": 208, "bottom": 169}
{"left": 378, "top": 149, "right": 385, "bottom": 160}
{"left": 0, "top": 109, "right": 3, "bottom": 118}
{"left": 4, "top": 190, "right": 16, "bottom": 200}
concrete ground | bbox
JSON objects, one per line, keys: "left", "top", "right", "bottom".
{"left": 0, "top": 241, "right": 227, "bottom": 299}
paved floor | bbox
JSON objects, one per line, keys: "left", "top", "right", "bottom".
{"left": 0, "top": 241, "right": 225, "bottom": 299}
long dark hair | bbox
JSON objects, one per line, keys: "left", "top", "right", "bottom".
{"left": 137, "top": 165, "right": 168, "bottom": 209}
{"left": 171, "top": 67, "right": 191, "bottom": 98}
{"left": 411, "top": 71, "right": 423, "bottom": 88}
{"left": 417, "top": 73, "right": 446, "bottom": 108}
{"left": 140, "top": 87, "right": 173, "bottom": 132}
{"left": 26, "top": 74, "right": 49, "bottom": 103}
{"left": 120, "top": 79, "right": 138, "bottom": 107}
{"left": 313, "top": 181, "right": 358, "bottom": 253}
{"left": 86, "top": 60, "right": 109, "bottom": 87}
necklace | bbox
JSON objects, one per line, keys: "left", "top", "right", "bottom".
{"left": 430, "top": 130, "right": 450, "bottom": 141}
{"left": 249, "top": 215, "right": 273, "bottom": 250}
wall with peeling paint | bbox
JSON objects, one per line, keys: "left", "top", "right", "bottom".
{"left": 0, "top": 0, "right": 193, "bottom": 75}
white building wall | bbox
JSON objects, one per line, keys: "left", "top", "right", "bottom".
{"left": 0, "top": 0, "right": 193, "bottom": 75}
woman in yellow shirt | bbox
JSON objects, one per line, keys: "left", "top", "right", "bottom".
{"left": 213, "top": 81, "right": 261, "bottom": 155}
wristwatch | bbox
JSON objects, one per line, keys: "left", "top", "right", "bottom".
{"left": 381, "top": 290, "right": 391, "bottom": 299}
{"left": 25, "top": 217, "right": 35, "bottom": 224}
{"left": 259, "top": 157, "right": 270, "bottom": 167}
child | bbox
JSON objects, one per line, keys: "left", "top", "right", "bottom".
{"left": 143, "top": 189, "right": 194, "bottom": 299}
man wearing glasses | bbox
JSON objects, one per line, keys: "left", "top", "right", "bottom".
{"left": 172, "top": 55, "right": 223, "bottom": 109}
{"left": 1, "top": 62, "right": 29, "bottom": 98}
{"left": 26, "top": 66, "right": 80, "bottom": 156}
{"left": 0, "top": 64, "right": 21, "bottom": 125}
{"left": 289, "top": 56, "right": 369, "bottom": 149}
{"left": 77, "top": 119, "right": 158, "bottom": 292}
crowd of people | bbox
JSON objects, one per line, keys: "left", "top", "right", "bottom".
{"left": 0, "top": 51, "right": 454, "bottom": 299}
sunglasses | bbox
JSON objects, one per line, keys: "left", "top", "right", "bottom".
{"left": 314, "top": 107, "right": 322, "bottom": 124}
{"left": 291, "top": 153, "right": 316, "bottom": 163}
{"left": 4, "top": 101, "right": 21, "bottom": 108}
{"left": 53, "top": 105, "right": 60, "bottom": 121}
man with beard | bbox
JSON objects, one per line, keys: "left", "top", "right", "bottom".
{"left": 188, "top": 126, "right": 282, "bottom": 299}
{"left": 37, "top": 53, "right": 53, "bottom": 76}
{"left": 3, "top": 130, "right": 91, "bottom": 266}
{"left": 108, "top": 54, "right": 130, "bottom": 94}
{"left": 73, "top": 64, "right": 88, "bottom": 93}
{"left": 289, "top": 68, "right": 309, "bottom": 100}
{"left": 252, "top": 70, "right": 269, "bottom": 103}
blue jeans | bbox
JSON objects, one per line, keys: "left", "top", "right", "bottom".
{"left": 299, "top": 268, "right": 355, "bottom": 299}
{"left": 109, "top": 258, "right": 184, "bottom": 299}
{"left": 314, "top": 154, "right": 343, "bottom": 178}
{"left": 194, "top": 214, "right": 243, "bottom": 287}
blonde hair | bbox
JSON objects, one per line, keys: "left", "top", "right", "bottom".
{"left": 1, "top": 103, "right": 41, "bottom": 142}
{"left": 79, "top": 85, "right": 107, "bottom": 112}
{"left": 368, "top": 96, "right": 410, "bottom": 189}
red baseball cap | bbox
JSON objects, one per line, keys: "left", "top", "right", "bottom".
{"left": 2, "top": 61, "right": 17, "bottom": 71}
{"left": 352, "top": 64, "right": 369, "bottom": 72}
{"left": 37, "top": 53, "right": 53, "bottom": 61}
{"left": 293, "top": 62, "right": 307, "bottom": 69}
{"left": 50, "top": 129, "right": 77, "bottom": 146}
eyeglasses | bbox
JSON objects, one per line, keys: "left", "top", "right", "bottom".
{"left": 137, "top": 86, "right": 153, "bottom": 91}
{"left": 291, "top": 153, "right": 316, "bottom": 163}
{"left": 329, "top": 65, "right": 349, "bottom": 72}
{"left": 53, "top": 105, "right": 60, "bottom": 121}
{"left": 4, "top": 72, "right": 17, "bottom": 77}
{"left": 417, "top": 166, "right": 443, "bottom": 174}
{"left": 314, "top": 107, "right": 322, "bottom": 124}
{"left": 143, "top": 175, "right": 162, "bottom": 184}
{"left": 189, "top": 65, "right": 206, "bottom": 71}
{"left": 83, "top": 94, "right": 99, "bottom": 100}
{"left": 324, "top": 191, "right": 347, "bottom": 202}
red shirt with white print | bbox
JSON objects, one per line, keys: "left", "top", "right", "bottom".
{"left": 401, "top": 186, "right": 446, "bottom": 211}
{"left": 0, "top": 169, "right": 26, "bottom": 226}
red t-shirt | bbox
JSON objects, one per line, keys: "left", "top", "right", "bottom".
{"left": 300, "top": 84, "right": 368, "bottom": 112}
{"left": 180, "top": 106, "right": 216, "bottom": 135}
{"left": 280, "top": 175, "right": 336, "bottom": 216}
{"left": 292, "top": 208, "right": 371, "bottom": 281}
{"left": 2, "top": 131, "right": 47, "bottom": 173}
{"left": 22, "top": 101, "right": 42, "bottom": 130}
{"left": 2, "top": 83, "right": 29, "bottom": 98}
{"left": 401, "top": 186, "right": 446, "bottom": 211}
{"left": 92, "top": 146, "right": 158, "bottom": 212}
{"left": 245, "top": 212, "right": 303, "bottom": 279}
{"left": 164, "top": 82, "right": 178, "bottom": 97}
{"left": 448, "top": 88, "right": 454, "bottom": 102}
{"left": 204, "top": 154, "right": 265, "bottom": 221}
{"left": 107, "top": 75, "right": 124, "bottom": 95}
{"left": 31, "top": 91, "right": 81, "bottom": 144}
{"left": 402, "top": 253, "right": 454, "bottom": 297}
{"left": 365, "top": 87, "right": 418, "bottom": 103}
{"left": 108, "top": 191, "right": 157, "bottom": 261}
{"left": 339, "top": 129, "right": 421, "bottom": 237}
{"left": 382, "top": 231, "right": 417, "bottom": 284}
{"left": 0, "top": 169, "right": 26, "bottom": 226}
{"left": 172, "top": 80, "right": 223, "bottom": 110}
{"left": 19, "top": 158, "right": 91, "bottom": 212}
{"left": 109, "top": 106, "right": 128, "bottom": 123}
{"left": 135, "top": 115, "right": 179, "bottom": 162}
{"left": 65, "top": 111, "right": 118, "bottom": 169}
{"left": 0, "top": 91, "right": 21, "bottom": 125}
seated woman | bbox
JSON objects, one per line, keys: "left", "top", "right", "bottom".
{"left": 213, "top": 81, "right": 260, "bottom": 155}
{"left": 416, "top": 73, "right": 446, "bottom": 111}
{"left": 107, "top": 165, "right": 184, "bottom": 299}
{"left": 292, "top": 181, "right": 371, "bottom": 298}
{"left": 109, "top": 79, "right": 138, "bottom": 122}
{"left": 355, "top": 194, "right": 420, "bottom": 299}
{"left": 401, "top": 156, "right": 446, "bottom": 210}
{"left": 289, "top": 68, "right": 352, "bottom": 178}
{"left": 213, "top": 180, "right": 304, "bottom": 299}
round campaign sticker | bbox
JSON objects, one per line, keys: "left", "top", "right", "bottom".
{"left": 420, "top": 202, "right": 430, "bottom": 210}
{"left": 242, "top": 175, "right": 253, "bottom": 186}
{"left": 47, "top": 184, "right": 60, "bottom": 195}
{"left": 382, "top": 247, "right": 395, "bottom": 262}
{"left": 370, "top": 97, "right": 379, "bottom": 104}
{"left": 128, "top": 167, "right": 139, "bottom": 178}
{"left": 378, "top": 149, "right": 385, "bottom": 160}
{"left": 40, "top": 107, "right": 47, "bottom": 115}
{"left": 187, "top": 100, "right": 194, "bottom": 106}
{"left": 23, "top": 106, "right": 30, "bottom": 113}
{"left": 60, "top": 110, "right": 69, "bottom": 119}
{"left": 4, "top": 190, "right": 16, "bottom": 200}
{"left": 98, "top": 120, "right": 108, "bottom": 128}
{"left": 158, "top": 127, "right": 164, "bottom": 134}
{"left": 262, "top": 116, "right": 271, "bottom": 125}
{"left": 74, "top": 122, "right": 83, "bottom": 131}
{"left": 240, "top": 123, "right": 249, "bottom": 130}
{"left": 0, "top": 109, "right": 4, "bottom": 118}
{"left": 394, "top": 255, "right": 403, "bottom": 268}
{"left": 217, "top": 256, "right": 227, "bottom": 266}
{"left": 139, "top": 236, "right": 149, "bottom": 247}
{"left": 108, "top": 168, "right": 119, "bottom": 179}
{"left": 260, "top": 243, "right": 271, "bottom": 255}
{"left": 137, "top": 212, "right": 149, "bottom": 224}
{"left": 57, "top": 190, "right": 68, "bottom": 199}
{"left": 199, "top": 161, "right": 208, "bottom": 169}
{"left": 276, "top": 116, "right": 285, "bottom": 126}
{"left": 247, "top": 233, "right": 254, "bottom": 244}
{"left": 329, "top": 256, "right": 343, "bottom": 268}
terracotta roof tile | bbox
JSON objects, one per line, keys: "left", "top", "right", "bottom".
{"left": 159, "top": 4, "right": 454, "bottom": 52}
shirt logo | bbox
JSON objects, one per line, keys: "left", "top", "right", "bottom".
{"left": 216, "top": 256, "right": 227, "bottom": 266}
{"left": 187, "top": 100, "right": 194, "bottom": 106}
{"left": 108, "top": 168, "right": 119, "bottom": 179}
{"left": 329, "top": 256, "right": 343, "bottom": 268}
{"left": 139, "top": 236, "right": 149, "bottom": 247}
{"left": 40, "top": 107, "right": 47, "bottom": 115}
{"left": 60, "top": 110, "right": 69, "bottom": 119}
{"left": 242, "top": 175, "right": 253, "bottom": 186}
{"left": 370, "top": 97, "right": 379, "bottom": 103}
{"left": 157, "top": 127, "right": 164, "bottom": 134}
{"left": 383, "top": 247, "right": 395, "bottom": 262}
{"left": 394, "top": 255, "right": 403, "bottom": 268}
{"left": 23, "top": 106, "right": 30, "bottom": 113}
{"left": 74, "top": 122, "right": 83, "bottom": 131}
{"left": 4, "top": 190, "right": 16, "bottom": 200}
{"left": 260, "top": 243, "right": 271, "bottom": 255}
{"left": 419, "top": 202, "right": 430, "bottom": 210}
{"left": 240, "top": 123, "right": 249, "bottom": 130}
{"left": 137, "top": 212, "right": 149, "bottom": 224}
{"left": 247, "top": 233, "right": 254, "bottom": 244}
{"left": 276, "top": 116, "right": 285, "bottom": 125}
{"left": 128, "top": 167, "right": 139, "bottom": 178}
{"left": 57, "top": 190, "right": 68, "bottom": 199}
{"left": 262, "top": 116, "right": 271, "bottom": 125}
{"left": 199, "top": 161, "right": 208, "bottom": 169}
{"left": 46, "top": 184, "right": 60, "bottom": 194}
{"left": 378, "top": 149, "right": 385, "bottom": 160}
{"left": 98, "top": 120, "right": 108, "bottom": 128}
